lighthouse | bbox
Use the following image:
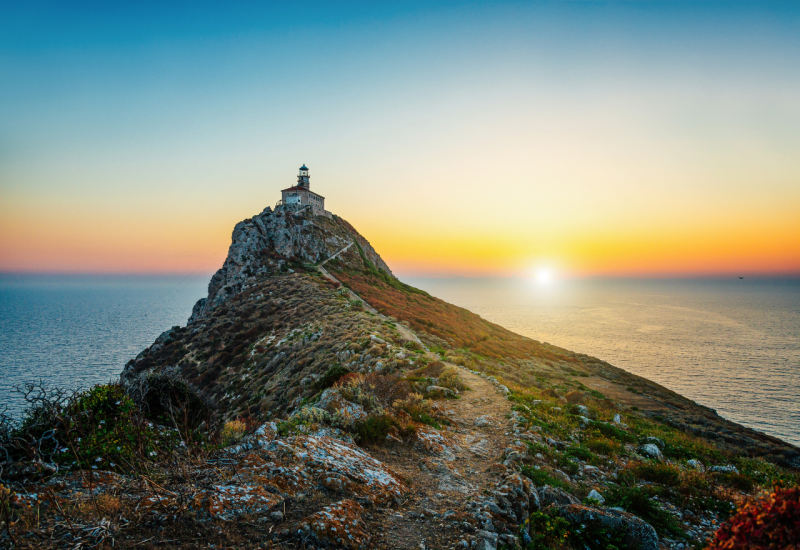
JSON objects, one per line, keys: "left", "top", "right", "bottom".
{"left": 280, "top": 165, "right": 326, "bottom": 214}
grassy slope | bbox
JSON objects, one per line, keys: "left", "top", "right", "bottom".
{"left": 328, "top": 260, "right": 800, "bottom": 467}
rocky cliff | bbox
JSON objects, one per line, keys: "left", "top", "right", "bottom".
{"left": 188, "top": 204, "right": 392, "bottom": 322}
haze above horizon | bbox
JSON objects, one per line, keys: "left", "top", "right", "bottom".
{"left": 1, "top": 1, "right": 799, "bottom": 278}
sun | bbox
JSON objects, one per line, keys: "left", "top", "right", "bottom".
{"left": 536, "top": 268, "right": 552, "bottom": 283}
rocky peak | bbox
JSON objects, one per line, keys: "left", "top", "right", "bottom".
{"left": 189, "top": 204, "right": 392, "bottom": 322}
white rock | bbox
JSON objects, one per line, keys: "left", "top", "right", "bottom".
{"left": 686, "top": 459, "right": 705, "bottom": 472}
{"left": 639, "top": 443, "right": 662, "bottom": 459}
{"left": 710, "top": 465, "right": 739, "bottom": 474}
{"left": 474, "top": 415, "right": 495, "bottom": 428}
{"left": 587, "top": 489, "right": 605, "bottom": 504}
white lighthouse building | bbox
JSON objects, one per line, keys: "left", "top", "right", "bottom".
{"left": 280, "top": 165, "right": 327, "bottom": 215}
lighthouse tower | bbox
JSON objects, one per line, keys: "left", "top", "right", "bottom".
{"left": 280, "top": 164, "right": 327, "bottom": 215}
{"left": 297, "top": 165, "right": 310, "bottom": 188}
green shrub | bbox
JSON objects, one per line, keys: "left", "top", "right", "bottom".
{"left": 718, "top": 472, "right": 756, "bottom": 492}
{"left": 353, "top": 415, "right": 393, "bottom": 444}
{"left": 525, "top": 511, "right": 570, "bottom": 549}
{"left": 632, "top": 462, "right": 681, "bottom": 486}
{"left": 587, "top": 438, "right": 622, "bottom": 456}
{"left": 566, "top": 446, "right": 593, "bottom": 462}
{"left": 11, "top": 383, "right": 166, "bottom": 473}
{"left": 603, "top": 485, "right": 682, "bottom": 536}
{"left": 125, "top": 371, "right": 214, "bottom": 441}
{"left": 315, "top": 364, "right": 351, "bottom": 391}
{"left": 589, "top": 421, "right": 635, "bottom": 443}
{"left": 521, "top": 466, "right": 570, "bottom": 491}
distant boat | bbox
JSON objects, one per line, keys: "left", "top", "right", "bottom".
{"left": 739, "top": 276, "right": 744, "bottom": 279}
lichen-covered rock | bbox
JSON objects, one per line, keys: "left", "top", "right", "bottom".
{"left": 197, "top": 484, "right": 282, "bottom": 520}
{"left": 538, "top": 485, "right": 580, "bottom": 507}
{"left": 316, "top": 388, "right": 369, "bottom": 427}
{"left": 556, "top": 504, "right": 659, "bottom": 550}
{"left": 265, "top": 435, "right": 408, "bottom": 504}
{"left": 493, "top": 472, "right": 539, "bottom": 524}
{"left": 687, "top": 459, "right": 705, "bottom": 472}
{"left": 413, "top": 425, "right": 459, "bottom": 459}
{"left": 426, "top": 385, "right": 457, "bottom": 398}
{"left": 642, "top": 436, "right": 665, "bottom": 450}
{"left": 189, "top": 206, "right": 393, "bottom": 322}
{"left": 298, "top": 499, "right": 370, "bottom": 549}
{"left": 502, "top": 440, "right": 528, "bottom": 463}
{"left": 639, "top": 443, "right": 662, "bottom": 459}
{"left": 474, "top": 415, "right": 495, "bottom": 428}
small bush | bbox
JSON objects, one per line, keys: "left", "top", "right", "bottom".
{"left": 336, "top": 373, "right": 409, "bottom": 411}
{"left": 7, "top": 382, "right": 166, "bottom": 473}
{"left": 438, "top": 368, "right": 470, "bottom": 392}
{"left": 521, "top": 466, "right": 570, "bottom": 491}
{"left": 707, "top": 485, "right": 800, "bottom": 550}
{"left": 220, "top": 420, "right": 247, "bottom": 446}
{"left": 315, "top": 364, "right": 351, "bottom": 391}
{"left": 565, "top": 446, "right": 593, "bottom": 462}
{"left": 125, "top": 370, "right": 215, "bottom": 440}
{"left": 632, "top": 462, "right": 681, "bottom": 486}
{"left": 525, "top": 511, "right": 570, "bottom": 550}
{"left": 588, "top": 421, "right": 636, "bottom": 443}
{"left": 413, "top": 361, "right": 446, "bottom": 378}
{"left": 565, "top": 391, "right": 585, "bottom": 405}
{"left": 587, "top": 438, "right": 622, "bottom": 456}
{"left": 394, "top": 393, "right": 444, "bottom": 428}
{"left": 353, "top": 415, "right": 393, "bottom": 444}
{"left": 718, "top": 472, "right": 756, "bottom": 493}
{"left": 604, "top": 485, "right": 682, "bottom": 536}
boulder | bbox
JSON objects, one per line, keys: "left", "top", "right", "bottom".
{"left": 639, "top": 443, "right": 662, "bottom": 459}
{"left": 686, "top": 459, "right": 705, "bottom": 472}
{"left": 426, "top": 385, "right": 457, "bottom": 398}
{"left": 587, "top": 489, "right": 605, "bottom": 504}
{"left": 316, "top": 389, "right": 368, "bottom": 426}
{"left": 493, "top": 472, "right": 539, "bottom": 523}
{"left": 413, "top": 425, "right": 459, "bottom": 459}
{"left": 197, "top": 484, "right": 282, "bottom": 521}
{"left": 642, "top": 436, "right": 665, "bottom": 451}
{"left": 538, "top": 485, "right": 580, "bottom": 507}
{"left": 474, "top": 415, "right": 495, "bottom": 428}
{"left": 297, "top": 499, "right": 370, "bottom": 549}
{"left": 710, "top": 464, "right": 739, "bottom": 474}
{"left": 556, "top": 504, "right": 659, "bottom": 550}
{"left": 261, "top": 435, "right": 408, "bottom": 504}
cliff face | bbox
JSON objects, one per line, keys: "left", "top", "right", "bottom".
{"left": 122, "top": 205, "right": 397, "bottom": 417}
{"left": 189, "top": 204, "right": 392, "bottom": 322}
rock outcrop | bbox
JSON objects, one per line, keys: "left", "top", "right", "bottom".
{"left": 189, "top": 205, "right": 392, "bottom": 323}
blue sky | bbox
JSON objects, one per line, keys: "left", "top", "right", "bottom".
{"left": 1, "top": 1, "right": 799, "bottom": 275}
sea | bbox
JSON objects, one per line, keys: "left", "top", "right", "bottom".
{"left": 1, "top": 274, "right": 798, "bottom": 447}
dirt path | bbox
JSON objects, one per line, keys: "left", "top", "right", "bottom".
{"left": 365, "top": 365, "right": 522, "bottom": 549}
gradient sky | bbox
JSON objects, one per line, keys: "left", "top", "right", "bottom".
{"left": 1, "top": 1, "right": 799, "bottom": 277}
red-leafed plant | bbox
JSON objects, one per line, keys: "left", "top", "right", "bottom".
{"left": 707, "top": 485, "right": 800, "bottom": 549}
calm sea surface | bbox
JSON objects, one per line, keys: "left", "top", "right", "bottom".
{"left": 404, "top": 277, "right": 800, "bottom": 447}
{"left": 0, "top": 274, "right": 207, "bottom": 418}
{"left": 1, "top": 274, "right": 798, "bottom": 447}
